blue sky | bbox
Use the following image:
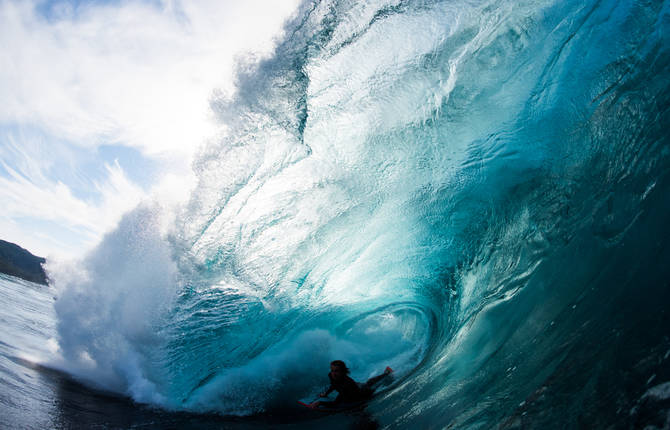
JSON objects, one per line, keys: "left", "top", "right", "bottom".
{"left": 0, "top": 0, "right": 299, "bottom": 259}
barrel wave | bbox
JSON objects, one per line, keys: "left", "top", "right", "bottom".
{"left": 49, "top": 0, "right": 670, "bottom": 427}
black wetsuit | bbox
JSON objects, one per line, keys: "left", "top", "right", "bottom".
{"left": 322, "top": 372, "right": 373, "bottom": 406}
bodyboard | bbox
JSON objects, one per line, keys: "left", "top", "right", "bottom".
{"left": 297, "top": 399, "right": 368, "bottom": 413}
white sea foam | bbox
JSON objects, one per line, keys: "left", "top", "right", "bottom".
{"left": 47, "top": 204, "right": 178, "bottom": 404}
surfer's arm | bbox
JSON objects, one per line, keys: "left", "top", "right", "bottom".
{"left": 319, "top": 385, "right": 334, "bottom": 397}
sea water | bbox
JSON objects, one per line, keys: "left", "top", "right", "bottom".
{"left": 3, "top": 0, "right": 670, "bottom": 428}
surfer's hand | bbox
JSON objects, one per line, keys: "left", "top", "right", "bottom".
{"left": 319, "top": 392, "right": 327, "bottom": 397}
{"left": 311, "top": 401, "right": 321, "bottom": 408}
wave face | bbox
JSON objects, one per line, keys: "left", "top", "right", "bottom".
{"left": 51, "top": 0, "right": 670, "bottom": 427}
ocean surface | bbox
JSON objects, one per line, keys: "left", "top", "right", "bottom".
{"left": 3, "top": 0, "right": 670, "bottom": 428}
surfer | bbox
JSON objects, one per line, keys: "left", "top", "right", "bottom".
{"left": 310, "top": 360, "right": 393, "bottom": 408}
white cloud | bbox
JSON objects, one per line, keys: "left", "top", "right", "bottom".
{"left": 0, "top": 0, "right": 301, "bottom": 258}
{"left": 0, "top": 0, "right": 300, "bottom": 158}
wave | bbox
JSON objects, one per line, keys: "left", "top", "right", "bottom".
{"left": 48, "top": 0, "right": 670, "bottom": 427}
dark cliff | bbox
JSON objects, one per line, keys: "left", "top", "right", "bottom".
{"left": 0, "top": 240, "right": 48, "bottom": 285}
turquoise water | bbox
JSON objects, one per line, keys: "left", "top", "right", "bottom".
{"left": 4, "top": 0, "right": 670, "bottom": 428}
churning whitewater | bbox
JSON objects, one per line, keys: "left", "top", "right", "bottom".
{"left": 42, "top": 0, "right": 670, "bottom": 428}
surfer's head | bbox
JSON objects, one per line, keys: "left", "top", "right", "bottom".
{"left": 330, "top": 360, "right": 350, "bottom": 380}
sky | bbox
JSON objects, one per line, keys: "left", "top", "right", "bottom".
{"left": 0, "top": 0, "right": 301, "bottom": 259}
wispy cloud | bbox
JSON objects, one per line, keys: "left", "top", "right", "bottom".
{"left": 0, "top": 155, "right": 145, "bottom": 255}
